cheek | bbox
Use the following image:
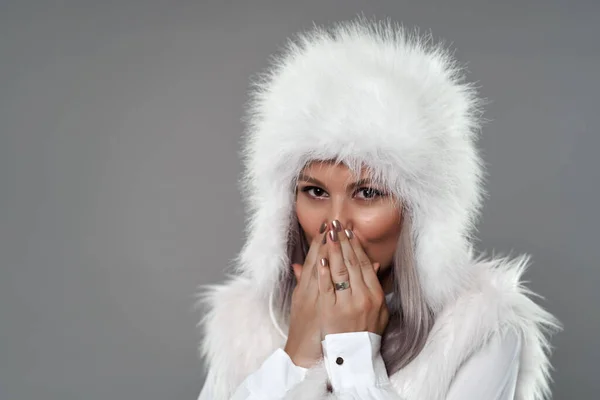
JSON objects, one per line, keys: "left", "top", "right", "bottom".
{"left": 353, "top": 207, "right": 401, "bottom": 239}
{"left": 352, "top": 206, "right": 402, "bottom": 260}
{"left": 295, "top": 197, "right": 325, "bottom": 243}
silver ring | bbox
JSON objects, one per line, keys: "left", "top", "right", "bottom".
{"left": 334, "top": 281, "right": 350, "bottom": 291}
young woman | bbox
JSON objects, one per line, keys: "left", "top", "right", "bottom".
{"left": 197, "top": 19, "right": 560, "bottom": 400}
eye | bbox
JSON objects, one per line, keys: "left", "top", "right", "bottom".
{"left": 355, "top": 187, "right": 385, "bottom": 200}
{"left": 301, "top": 186, "right": 328, "bottom": 198}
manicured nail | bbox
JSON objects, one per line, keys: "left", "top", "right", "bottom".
{"left": 344, "top": 229, "right": 353, "bottom": 239}
{"left": 319, "top": 222, "right": 327, "bottom": 234}
{"left": 329, "top": 229, "right": 338, "bottom": 242}
{"left": 322, "top": 232, "right": 327, "bottom": 244}
{"left": 332, "top": 220, "right": 342, "bottom": 232}
{"left": 320, "top": 258, "right": 329, "bottom": 267}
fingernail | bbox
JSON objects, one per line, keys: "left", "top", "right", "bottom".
{"left": 328, "top": 229, "right": 338, "bottom": 242}
{"left": 320, "top": 258, "right": 329, "bottom": 267}
{"left": 319, "top": 222, "right": 327, "bottom": 234}
{"left": 344, "top": 229, "right": 353, "bottom": 239}
{"left": 322, "top": 232, "right": 327, "bottom": 244}
{"left": 332, "top": 220, "right": 342, "bottom": 232}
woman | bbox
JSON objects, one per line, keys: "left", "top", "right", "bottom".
{"left": 197, "top": 19, "right": 560, "bottom": 399}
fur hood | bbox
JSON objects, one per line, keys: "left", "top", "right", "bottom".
{"left": 199, "top": 19, "right": 560, "bottom": 400}
{"left": 239, "top": 19, "right": 483, "bottom": 313}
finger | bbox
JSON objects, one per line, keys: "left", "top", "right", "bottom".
{"left": 299, "top": 224, "right": 328, "bottom": 289}
{"left": 312, "top": 235, "right": 329, "bottom": 282}
{"left": 334, "top": 221, "right": 366, "bottom": 291}
{"left": 304, "top": 231, "right": 330, "bottom": 295}
{"left": 346, "top": 230, "right": 382, "bottom": 292}
{"left": 317, "top": 257, "right": 335, "bottom": 305}
{"left": 299, "top": 241, "right": 328, "bottom": 302}
{"left": 327, "top": 228, "right": 351, "bottom": 297}
{"left": 292, "top": 263, "right": 303, "bottom": 282}
{"left": 373, "top": 262, "right": 381, "bottom": 274}
{"left": 304, "top": 222, "right": 329, "bottom": 267}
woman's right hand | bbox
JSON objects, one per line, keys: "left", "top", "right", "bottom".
{"left": 283, "top": 222, "right": 329, "bottom": 368}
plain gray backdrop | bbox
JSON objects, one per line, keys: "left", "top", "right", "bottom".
{"left": 1, "top": 1, "right": 598, "bottom": 399}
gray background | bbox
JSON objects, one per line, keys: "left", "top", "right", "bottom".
{"left": 1, "top": 0, "right": 597, "bottom": 399}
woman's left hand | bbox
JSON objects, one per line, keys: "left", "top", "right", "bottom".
{"left": 317, "top": 220, "right": 389, "bottom": 337}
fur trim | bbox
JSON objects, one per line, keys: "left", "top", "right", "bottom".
{"left": 239, "top": 18, "right": 484, "bottom": 312}
{"left": 390, "top": 254, "right": 560, "bottom": 400}
{"left": 197, "top": 277, "right": 285, "bottom": 400}
{"left": 198, "top": 257, "right": 560, "bottom": 399}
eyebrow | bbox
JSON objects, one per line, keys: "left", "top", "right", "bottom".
{"left": 297, "top": 174, "right": 376, "bottom": 189}
{"left": 297, "top": 174, "right": 325, "bottom": 186}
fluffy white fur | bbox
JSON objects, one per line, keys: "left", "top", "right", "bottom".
{"left": 239, "top": 19, "right": 484, "bottom": 312}
{"left": 199, "top": 257, "right": 559, "bottom": 400}
{"left": 198, "top": 18, "right": 560, "bottom": 400}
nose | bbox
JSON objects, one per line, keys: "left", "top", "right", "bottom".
{"left": 328, "top": 197, "right": 353, "bottom": 229}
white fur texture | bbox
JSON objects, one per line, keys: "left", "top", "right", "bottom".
{"left": 239, "top": 19, "right": 484, "bottom": 312}
{"left": 199, "top": 257, "right": 559, "bottom": 399}
{"left": 198, "top": 18, "right": 560, "bottom": 400}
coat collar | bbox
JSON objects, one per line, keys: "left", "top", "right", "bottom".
{"left": 199, "top": 255, "right": 559, "bottom": 400}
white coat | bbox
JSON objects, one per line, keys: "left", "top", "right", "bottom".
{"left": 197, "top": 18, "right": 560, "bottom": 400}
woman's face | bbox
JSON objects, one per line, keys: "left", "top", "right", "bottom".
{"left": 295, "top": 161, "right": 402, "bottom": 272}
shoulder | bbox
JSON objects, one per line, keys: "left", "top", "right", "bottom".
{"left": 467, "top": 253, "right": 560, "bottom": 339}
{"left": 391, "top": 254, "right": 560, "bottom": 400}
{"left": 452, "top": 254, "right": 561, "bottom": 399}
{"left": 197, "top": 276, "right": 284, "bottom": 395}
{"left": 468, "top": 254, "right": 561, "bottom": 400}
{"left": 429, "top": 254, "right": 559, "bottom": 356}
{"left": 446, "top": 329, "right": 522, "bottom": 400}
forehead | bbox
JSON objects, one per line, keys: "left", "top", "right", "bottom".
{"left": 299, "top": 160, "right": 373, "bottom": 181}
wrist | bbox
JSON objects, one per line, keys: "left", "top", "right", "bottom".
{"left": 284, "top": 344, "right": 318, "bottom": 368}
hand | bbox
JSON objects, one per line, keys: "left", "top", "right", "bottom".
{"left": 317, "top": 220, "right": 389, "bottom": 337}
{"left": 283, "top": 223, "right": 329, "bottom": 368}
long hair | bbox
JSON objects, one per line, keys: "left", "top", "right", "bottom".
{"left": 276, "top": 202, "right": 434, "bottom": 375}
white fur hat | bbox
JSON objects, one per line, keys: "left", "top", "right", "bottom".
{"left": 237, "top": 18, "right": 485, "bottom": 312}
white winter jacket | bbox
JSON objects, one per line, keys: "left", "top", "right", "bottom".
{"left": 197, "top": 19, "right": 560, "bottom": 400}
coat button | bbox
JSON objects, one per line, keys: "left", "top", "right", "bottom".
{"left": 336, "top": 357, "right": 344, "bottom": 365}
